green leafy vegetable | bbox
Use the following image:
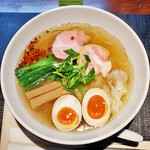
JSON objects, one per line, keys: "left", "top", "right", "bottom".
{"left": 18, "top": 64, "right": 54, "bottom": 86}
{"left": 15, "top": 49, "right": 95, "bottom": 93}
{"left": 15, "top": 54, "right": 54, "bottom": 78}
{"left": 62, "top": 49, "right": 80, "bottom": 63}
{"left": 84, "top": 54, "right": 91, "bottom": 62}
{"left": 25, "top": 72, "right": 52, "bottom": 91}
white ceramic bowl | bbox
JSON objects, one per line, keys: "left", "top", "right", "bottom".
{"left": 1, "top": 6, "right": 149, "bottom": 145}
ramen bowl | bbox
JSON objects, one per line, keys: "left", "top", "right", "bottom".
{"left": 1, "top": 6, "right": 149, "bottom": 145}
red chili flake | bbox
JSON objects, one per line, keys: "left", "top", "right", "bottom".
{"left": 30, "top": 47, "right": 34, "bottom": 51}
{"left": 71, "top": 36, "right": 74, "bottom": 40}
{"left": 17, "top": 34, "right": 51, "bottom": 68}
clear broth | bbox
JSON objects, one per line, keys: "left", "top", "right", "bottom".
{"left": 17, "top": 23, "right": 133, "bottom": 132}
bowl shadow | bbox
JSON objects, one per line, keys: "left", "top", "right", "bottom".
{"left": 17, "top": 120, "right": 139, "bottom": 150}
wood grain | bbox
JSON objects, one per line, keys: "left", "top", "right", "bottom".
{"left": 0, "top": 13, "right": 150, "bottom": 149}
{"left": 0, "top": 0, "right": 149, "bottom": 14}
{"left": 0, "top": 103, "right": 15, "bottom": 150}
{"left": 96, "top": 0, "right": 150, "bottom": 14}
{"left": 1, "top": 103, "right": 150, "bottom": 150}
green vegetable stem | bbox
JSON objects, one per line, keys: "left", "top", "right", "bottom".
{"left": 18, "top": 64, "right": 54, "bottom": 86}
{"left": 25, "top": 72, "right": 52, "bottom": 91}
{"left": 15, "top": 54, "right": 54, "bottom": 78}
{"left": 15, "top": 49, "right": 95, "bottom": 93}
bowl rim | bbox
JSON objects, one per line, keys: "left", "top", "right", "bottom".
{"left": 1, "top": 5, "right": 150, "bottom": 145}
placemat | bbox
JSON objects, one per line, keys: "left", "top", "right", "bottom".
{"left": 0, "top": 13, "right": 150, "bottom": 149}
{"left": 1, "top": 103, "right": 150, "bottom": 150}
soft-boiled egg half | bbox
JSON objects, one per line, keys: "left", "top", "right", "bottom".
{"left": 52, "top": 95, "right": 82, "bottom": 132}
{"left": 82, "top": 88, "right": 110, "bottom": 127}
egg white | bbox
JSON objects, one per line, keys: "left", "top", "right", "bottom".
{"left": 52, "top": 95, "right": 82, "bottom": 132}
{"left": 82, "top": 88, "right": 110, "bottom": 127}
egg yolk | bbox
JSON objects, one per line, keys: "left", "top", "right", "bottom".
{"left": 87, "top": 95, "right": 108, "bottom": 119}
{"left": 57, "top": 107, "right": 77, "bottom": 125}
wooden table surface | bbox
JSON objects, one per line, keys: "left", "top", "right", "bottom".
{"left": 0, "top": 0, "right": 150, "bottom": 14}
{"left": 0, "top": 0, "right": 150, "bottom": 149}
